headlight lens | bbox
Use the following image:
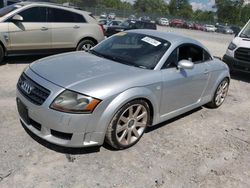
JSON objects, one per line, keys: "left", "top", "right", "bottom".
{"left": 50, "top": 90, "right": 101, "bottom": 114}
{"left": 228, "top": 42, "right": 237, "bottom": 50}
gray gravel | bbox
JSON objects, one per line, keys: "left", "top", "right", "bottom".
{"left": 0, "top": 27, "right": 250, "bottom": 188}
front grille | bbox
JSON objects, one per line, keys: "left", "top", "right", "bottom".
{"left": 235, "top": 47, "right": 250, "bottom": 62}
{"left": 51, "top": 129, "right": 73, "bottom": 140}
{"left": 17, "top": 73, "right": 50, "bottom": 105}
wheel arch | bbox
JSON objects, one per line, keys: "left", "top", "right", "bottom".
{"left": 76, "top": 37, "right": 98, "bottom": 48}
{"left": 88, "top": 87, "right": 160, "bottom": 145}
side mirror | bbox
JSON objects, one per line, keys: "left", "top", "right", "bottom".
{"left": 12, "top": 14, "right": 23, "bottom": 22}
{"left": 178, "top": 60, "right": 194, "bottom": 70}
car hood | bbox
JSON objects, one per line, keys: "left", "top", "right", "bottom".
{"left": 29, "top": 52, "right": 157, "bottom": 99}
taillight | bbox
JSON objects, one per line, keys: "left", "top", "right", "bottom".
{"left": 99, "top": 24, "right": 105, "bottom": 35}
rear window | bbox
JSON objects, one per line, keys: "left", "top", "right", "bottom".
{"left": 0, "top": 4, "right": 22, "bottom": 17}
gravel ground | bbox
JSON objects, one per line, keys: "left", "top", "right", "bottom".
{"left": 0, "top": 27, "right": 250, "bottom": 188}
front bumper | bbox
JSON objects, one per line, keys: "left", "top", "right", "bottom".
{"left": 223, "top": 54, "right": 250, "bottom": 73}
{"left": 16, "top": 69, "right": 105, "bottom": 148}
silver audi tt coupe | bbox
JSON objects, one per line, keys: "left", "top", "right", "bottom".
{"left": 16, "top": 30, "right": 230, "bottom": 149}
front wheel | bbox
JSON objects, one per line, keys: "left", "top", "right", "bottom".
{"left": 76, "top": 40, "right": 95, "bottom": 52}
{"left": 105, "top": 100, "right": 150, "bottom": 150}
{"left": 206, "top": 78, "right": 229, "bottom": 108}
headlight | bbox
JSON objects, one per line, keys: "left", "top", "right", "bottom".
{"left": 228, "top": 42, "right": 237, "bottom": 50}
{"left": 50, "top": 90, "right": 101, "bottom": 114}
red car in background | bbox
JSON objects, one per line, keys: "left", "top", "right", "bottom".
{"left": 192, "top": 23, "right": 204, "bottom": 31}
{"left": 169, "top": 19, "right": 186, "bottom": 28}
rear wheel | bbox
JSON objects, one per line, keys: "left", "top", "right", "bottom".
{"left": 0, "top": 45, "right": 4, "bottom": 65}
{"left": 206, "top": 78, "right": 229, "bottom": 108}
{"left": 76, "top": 39, "right": 95, "bottom": 52}
{"left": 105, "top": 100, "right": 150, "bottom": 149}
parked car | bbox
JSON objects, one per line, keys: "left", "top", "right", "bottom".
{"left": 0, "top": 2, "right": 105, "bottom": 64}
{"left": 204, "top": 24, "right": 216, "bottom": 32}
{"left": 192, "top": 23, "right": 204, "bottom": 31}
{"left": 128, "top": 14, "right": 136, "bottom": 20}
{"left": 139, "top": 16, "right": 151, "bottom": 22}
{"left": 216, "top": 25, "right": 234, "bottom": 34}
{"left": 100, "top": 12, "right": 107, "bottom": 19}
{"left": 223, "top": 20, "right": 250, "bottom": 73}
{"left": 108, "top": 12, "right": 116, "bottom": 20}
{"left": 169, "top": 19, "right": 185, "bottom": 28}
{"left": 230, "top": 25, "right": 241, "bottom": 35}
{"left": 99, "top": 20, "right": 122, "bottom": 31}
{"left": 183, "top": 21, "right": 193, "bottom": 29}
{"left": 105, "top": 20, "right": 156, "bottom": 37}
{"left": 156, "top": 17, "right": 169, "bottom": 26}
{"left": 17, "top": 30, "right": 230, "bottom": 149}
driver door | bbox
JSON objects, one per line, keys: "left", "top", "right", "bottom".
{"left": 160, "top": 44, "right": 211, "bottom": 116}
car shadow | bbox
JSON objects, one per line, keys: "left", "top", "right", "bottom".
{"left": 146, "top": 107, "right": 202, "bottom": 133}
{"left": 2, "top": 55, "right": 48, "bottom": 65}
{"left": 21, "top": 121, "right": 101, "bottom": 155}
{"left": 230, "top": 72, "right": 250, "bottom": 83}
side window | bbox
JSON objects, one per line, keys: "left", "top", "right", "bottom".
{"left": 162, "top": 48, "right": 178, "bottom": 69}
{"left": 18, "top": 7, "right": 47, "bottom": 22}
{"left": 203, "top": 50, "right": 212, "bottom": 61}
{"left": 178, "top": 45, "right": 203, "bottom": 63}
{"left": 48, "top": 8, "right": 85, "bottom": 23}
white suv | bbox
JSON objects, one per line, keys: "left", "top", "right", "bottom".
{"left": 223, "top": 20, "right": 250, "bottom": 73}
{"left": 0, "top": 2, "right": 105, "bottom": 64}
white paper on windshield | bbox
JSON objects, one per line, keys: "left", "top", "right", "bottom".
{"left": 141, "top": 37, "right": 161, "bottom": 46}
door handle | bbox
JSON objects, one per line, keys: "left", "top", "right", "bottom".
{"left": 204, "top": 69, "right": 209, "bottom": 74}
{"left": 41, "top": 27, "right": 48, "bottom": 31}
{"left": 73, "top": 25, "right": 80, "bottom": 29}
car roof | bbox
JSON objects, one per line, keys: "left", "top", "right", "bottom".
{"left": 17, "top": 1, "right": 90, "bottom": 15}
{"left": 127, "top": 29, "right": 205, "bottom": 47}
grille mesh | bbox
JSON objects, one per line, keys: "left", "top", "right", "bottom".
{"left": 17, "top": 73, "right": 50, "bottom": 105}
{"left": 235, "top": 47, "right": 250, "bottom": 62}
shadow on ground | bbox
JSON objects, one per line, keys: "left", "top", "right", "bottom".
{"left": 231, "top": 72, "right": 250, "bottom": 83}
{"left": 2, "top": 55, "right": 48, "bottom": 65}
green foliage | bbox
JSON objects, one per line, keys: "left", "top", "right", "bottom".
{"left": 241, "top": 4, "right": 250, "bottom": 24}
{"left": 193, "top": 10, "right": 214, "bottom": 23}
{"left": 169, "top": 0, "right": 193, "bottom": 19}
{"left": 134, "top": 0, "right": 169, "bottom": 14}
{"left": 215, "top": 0, "right": 245, "bottom": 24}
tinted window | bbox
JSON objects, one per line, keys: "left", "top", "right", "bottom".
{"left": 162, "top": 45, "right": 209, "bottom": 69}
{"left": 162, "top": 49, "right": 178, "bottom": 69}
{"left": 18, "top": 7, "right": 47, "bottom": 22}
{"left": 179, "top": 45, "right": 203, "bottom": 63}
{"left": 48, "top": 8, "right": 85, "bottom": 23}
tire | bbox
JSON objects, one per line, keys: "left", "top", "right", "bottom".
{"left": 206, "top": 78, "right": 229, "bottom": 108}
{"left": 105, "top": 99, "right": 150, "bottom": 150}
{"left": 76, "top": 39, "right": 95, "bottom": 52}
{"left": 0, "top": 45, "right": 4, "bottom": 65}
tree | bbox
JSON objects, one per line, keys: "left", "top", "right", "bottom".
{"left": 215, "top": 0, "right": 244, "bottom": 24}
{"left": 241, "top": 4, "right": 250, "bottom": 25}
{"left": 134, "top": 0, "right": 169, "bottom": 15}
{"left": 168, "top": 0, "right": 193, "bottom": 19}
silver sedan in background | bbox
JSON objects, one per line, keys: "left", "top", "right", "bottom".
{"left": 16, "top": 30, "right": 230, "bottom": 150}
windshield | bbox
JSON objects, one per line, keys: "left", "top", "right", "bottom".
{"left": 91, "top": 32, "right": 170, "bottom": 69}
{"left": 240, "top": 21, "right": 250, "bottom": 38}
{"left": 0, "top": 4, "right": 22, "bottom": 18}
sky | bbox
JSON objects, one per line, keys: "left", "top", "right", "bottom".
{"left": 122, "top": 0, "right": 216, "bottom": 11}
